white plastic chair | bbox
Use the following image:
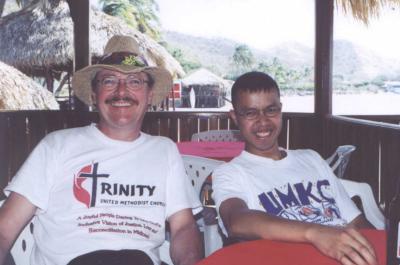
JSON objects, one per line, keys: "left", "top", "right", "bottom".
{"left": 191, "top": 130, "right": 242, "bottom": 142}
{"left": 0, "top": 200, "right": 35, "bottom": 265}
{"left": 339, "top": 179, "right": 385, "bottom": 229}
{"left": 324, "top": 146, "right": 385, "bottom": 229}
{"left": 181, "top": 155, "right": 224, "bottom": 257}
{"left": 325, "top": 145, "right": 356, "bottom": 179}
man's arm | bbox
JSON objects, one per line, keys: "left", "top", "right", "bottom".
{"left": 168, "top": 208, "right": 203, "bottom": 265}
{"left": 0, "top": 192, "right": 36, "bottom": 265}
{"left": 220, "top": 198, "right": 377, "bottom": 265}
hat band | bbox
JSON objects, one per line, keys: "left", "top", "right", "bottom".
{"left": 98, "top": 52, "right": 148, "bottom": 67}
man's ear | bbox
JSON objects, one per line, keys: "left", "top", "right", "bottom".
{"left": 229, "top": 109, "right": 239, "bottom": 127}
{"left": 147, "top": 89, "right": 154, "bottom": 103}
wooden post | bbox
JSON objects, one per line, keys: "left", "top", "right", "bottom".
{"left": 67, "top": 0, "right": 90, "bottom": 111}
{"left": 315, "top": 0, "right": 333, "bottom": 117}
{"left": 314, "top": 0, "right": 334, "bottom": 157}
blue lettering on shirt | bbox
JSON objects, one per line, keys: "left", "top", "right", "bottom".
{"left": 257, "top": 179, "right": 341, "bottom": 224}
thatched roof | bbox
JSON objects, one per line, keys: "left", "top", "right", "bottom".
{"left": 0, "top": 1, "right": 184, "bottom": 78}
{"left": 336, "top": 0, "right": 400, "bottom": 25}
{"left": 181, "top": 68, "right": 226, "bottom": 88}
{"left": 0, "top": 61, "right": 59, "bottom": 110}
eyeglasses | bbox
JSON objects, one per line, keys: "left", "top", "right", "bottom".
{"left": 97, "top": 75, "right": 149, "bottom": 91}
{"left": 235, "top": 105, "right": 282, "bottom": 120}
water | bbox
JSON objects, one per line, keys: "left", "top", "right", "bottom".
{"left": 175, "top": 92, "right": 400, "bottom": 115}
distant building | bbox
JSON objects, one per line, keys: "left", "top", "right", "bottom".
{"left": 384, "top": 81, "right": 400, "bottom": 93}
{"left": 181, "top": 68, "right": 230, "bottom": 108}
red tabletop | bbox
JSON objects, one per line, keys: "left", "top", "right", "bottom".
{"left": 197, "top": 229, "right": 386, "bottom": 265}
{"left": 177, "top": 141, "right": 245, "bottom": 161}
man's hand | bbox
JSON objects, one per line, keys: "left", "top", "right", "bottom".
{"left": 220, "top": 198, "right": 378, "bottom": 265}
{"left": 169, "top": 208, "right": 203, "bottom": 265}
{"left": 306, "top": 225, "right": 377, "bottom": 265}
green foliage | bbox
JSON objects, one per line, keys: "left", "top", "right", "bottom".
{"left": 102, "top": 0, "right": 137, "bottom": 27}
{"left": 100, "top": 0, "right": 161, "bottom": 40}
{"left": 230, "top": 44, "right": 254, "bottom": 78}
{"left": 232, "top": 44, "right": 254, "bottom": 67}
{"left": 164, "top": 45, "right": 201, "bottom": 73}
{"left": 255, "top": 57, "right": 314, "bottom": 93}
{"left": 371, "top": 75, "right": 386, "bottom": 87}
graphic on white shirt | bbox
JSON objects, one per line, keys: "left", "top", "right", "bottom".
{"left": 258, "top": 179, "right": 341, "bottom": 224}
{"left": 73, "top": 162, "right": 159, "bottom": 208}
{"left": 73, "top": 161, "right": 163, "bottom": 239}
{"left": 74, "top": 162, "right": 110, "bottom": 208}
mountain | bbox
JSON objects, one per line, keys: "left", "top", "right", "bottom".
{"left": 163, "top": 31, "right": 400, "bottom": 82}
{"left": 163, "top": 31, "right": 240, "bottom": 76}
{"left": 333, "top": 40, "right": 400, "bottom": 81}
{"left": 163, "top": 31, "right": 313, "bottom": 76}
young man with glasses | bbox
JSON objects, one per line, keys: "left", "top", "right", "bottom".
{"left": 212, "top": 72, "right": 377, "bottom": 265}
{"left": 0, "top": 36, "right": 202, "bottom": 265}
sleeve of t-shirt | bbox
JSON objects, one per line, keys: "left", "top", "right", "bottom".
{"left": 4, "top": 134, "right": 57, "bottom": 211}
{"left": 308, "top": 150, "right": 361, "bottom": 223}
{"left": 212, "top": 162, "right": 248, "bottom": 214}
{"left": 212, "top": 162, "right": 248, "bottom": 236}
{"left": 165, "top": 142, "right": 202, "bottom": 219}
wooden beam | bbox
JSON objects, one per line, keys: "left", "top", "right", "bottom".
{"left": 315, "top": 0, "right": 333, "bottom": 116}
{"left": 67, "top": 0, "right": 90, "bottom": 110}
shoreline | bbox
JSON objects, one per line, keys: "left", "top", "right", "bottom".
{"left": 175, "top": 91, "right": 400, "bottom": 115}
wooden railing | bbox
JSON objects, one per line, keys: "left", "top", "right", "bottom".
{"left": 323, "top": 115, "right": 400, "bottom": 213}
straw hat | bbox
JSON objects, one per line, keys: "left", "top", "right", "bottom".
{"left": 71, "top": 35, "right": 173, "bottom": 106}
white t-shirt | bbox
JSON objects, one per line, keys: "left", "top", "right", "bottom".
{"left": 212, "top": 149, "right": 361, "bottom": 236}
{"left": 5, "top": 124, "right": 201, "bottom": 265}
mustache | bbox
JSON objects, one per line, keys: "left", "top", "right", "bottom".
{"left": 105, "top": 96, "right": 139, "bottom": 105}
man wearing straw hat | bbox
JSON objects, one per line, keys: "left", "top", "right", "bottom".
{"left": 0, "top": 35, "right": 202, "bottom": 265}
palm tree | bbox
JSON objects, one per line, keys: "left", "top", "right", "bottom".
{"left": 232, "top": 44, "right": 254, "bottom": 69}
{"left": 100, "top": 0, "right": 161, "bottom": 40}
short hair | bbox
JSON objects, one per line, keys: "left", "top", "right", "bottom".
{"left": 231, "top": 71, "right": 280, "bottom": 108}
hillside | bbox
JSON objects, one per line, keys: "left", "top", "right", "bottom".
{"left": 163, "top": 31, "right": 400, "bottom": 83}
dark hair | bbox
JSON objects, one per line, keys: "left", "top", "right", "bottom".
{"left": 231, "top": 71, "right": 280, "bottom": 108}
{"left": 91, "top": 72, "right": 100, "bottom": 91}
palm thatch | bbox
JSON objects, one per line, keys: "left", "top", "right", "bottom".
{"left": 335, "top": 0, "right": 400, "bottom": 25}
{"left": 0, "top": 61, "right": 59, "bottom": 110}
{"left": 182, "top": 68, "right": 226, "bottom": 89}
{"left": 0, "top": 1, "right": 184, "bottom": 78}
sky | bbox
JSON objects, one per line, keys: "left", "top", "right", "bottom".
{"left": 156, "top": 0, "right": 400, "bottom": 58}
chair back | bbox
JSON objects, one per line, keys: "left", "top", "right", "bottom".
{"left": 182, "top": 155, "right": 224, "bottom": 197}
{"left": 191, "top": 130, "right": 242, "bottom": 142}
{"left": 325, "top": 145, "right": 356, "bottom": 179}
{"left": 181, "top": 155, "right": 224, "bottom": 257}
{"left": 339, "top": 179, "right": 385, "bottom": 229}
{"left": 0, "top": 200, "right": 35, "bottom": 265}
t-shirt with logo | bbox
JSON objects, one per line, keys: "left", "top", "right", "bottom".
{"left": 5, "top": 124, "right": 200, "bottom": 265}
{"left": 212, "top": 149, "right": 361, "bottom": 236}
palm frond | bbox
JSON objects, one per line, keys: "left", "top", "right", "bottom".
{"left": 336, "top": 0, "right": 400, "bottom": 25}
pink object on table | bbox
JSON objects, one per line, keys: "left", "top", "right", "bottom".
{"left": 196, "top": 229, "right": 386, "bottom": 265}
{"left": 177, "top": 141, "right": 245, "bottom": 161}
